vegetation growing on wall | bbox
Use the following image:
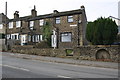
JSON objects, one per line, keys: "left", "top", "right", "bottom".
{"left": 66, "top": 49, "right": 73, "bottom": 56}
{"left": 42, "top": 22, "right": 52, "bottom": 46}
{"left": 86, "top": 17, "right": 118, "bottom": 45}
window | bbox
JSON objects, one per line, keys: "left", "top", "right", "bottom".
{"left": 7, "top": 34, "right": 11, "bottom": 39}
{"left": 0, "top": 34, "right": 5, "bottom": 39}
{"left": 61, "top": 32, "right": 72, "bottom": 42}
{"left": 0, "top": 24, "right": 3, "bottom": 29}
{"left": 68, "top": 16, "right": 73, "bottom": 22}
{"left": 40, "top": 35, "right": 43, "bottom": 41}
{"left": 31, "top": 35, "right": 43, "bottom": 42}
{"left": 39, "top": 19, "right": 44, "bottom": 26}
{"left": 29, "top": 21, "right": 34, "bottom": 30}
{"left": 35, "top": 35, "right": 39, "bottom": 42}
{"left": 28, "top": 35, "right": 31, "bottom": 42}
{"left": 18, "top": 35, "right": 20, "bottom": 40}
{"left": 10, "top": 33, "right": 19, "bottom": 40}
{"left": 9, "top": 34, "right": 12, "bottom": 39}
{"left": 55, "top": 17, "right": 60, "bottom": 24}
{"left": 9, "top": 22, "right": 13, "bottom": 29}
{"left": 16, "top": 33, "right": 19, "bottom": 40}
{"left": 11, "top": 35, "right": 14, "bottom": 40}
{"left": 16, "top": 21, "right": 21, "bottom": 28}
{"left": 15, "top": 35, "right": 17, "bottom": 40}
{"left": 32, "top": 35, "right": 35, "bottom": 42}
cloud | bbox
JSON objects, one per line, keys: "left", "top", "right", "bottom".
{"left": 0, "top": 0, "right": 119, "bottom": 21}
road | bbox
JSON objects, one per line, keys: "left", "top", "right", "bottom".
{"left": 1, "top": 52, "right": 119, "bottom": 79}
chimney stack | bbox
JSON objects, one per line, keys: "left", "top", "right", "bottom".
{"left": 53, "top": 10, "right": 59, "bottom": 14}
{"left": 14, "top": 11, "right": 19, "bottom": 19}
{"left": 31, "top": 5, "right": 37, "bottom": 17}
{"left": 81, "top": 5, "right": 85, "bottom": 10}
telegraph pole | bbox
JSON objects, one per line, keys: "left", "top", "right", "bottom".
{"left": 5, "top": 2, "right": 8, "bottom": 50}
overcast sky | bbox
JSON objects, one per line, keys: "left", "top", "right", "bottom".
{"left": 0, "top": 0, "right": 119, "bottom": 22}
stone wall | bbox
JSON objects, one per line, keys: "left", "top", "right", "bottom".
{"left": 0, "top": 39, "right": 5, "bottom": 51}
{"left": 11, "top": 45, "right": 66, "bottom": 58}
{"left": 74, "top": 45, "right": 120, "bottom": 62}
{"left": 11, "top": 45, "right": 120, "bottom": 62}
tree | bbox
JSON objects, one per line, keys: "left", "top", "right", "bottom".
{"left": 86, "top": 17, "right": 118, "bottom": 45}
{"left": 42, "top": 22, "right": 52, "bottom": 46}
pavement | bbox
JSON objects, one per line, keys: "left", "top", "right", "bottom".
{"left": 2, "top": 52, "right": 119, "bottom": 69}
{"left": 1, "top": 52, "right": 119, "bottom": 79}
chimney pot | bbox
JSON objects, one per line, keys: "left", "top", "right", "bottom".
{"left": 81, "top": 5, "right": 85, "bottom": 10}
{"left": 53, "top": 10, "right": 59, "bottom": 14}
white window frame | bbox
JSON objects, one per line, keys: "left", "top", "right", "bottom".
{"left": 35, "top": 35, "right": 39, "bottom": 42}
{"left": 61, "top": 32, "right": 72, "bottom": 42}
{"left": 30, "top": 21, "right": 34, "bottom": 30}
{"left": 40, "top": 35, "right": 43, "bottom": 41}
{"left": 68, "top": 16, "right": 73, "bottom": 22}
{"left": 11, "top": 34, "right": 14, "bottom": 40}
{"left": 16, "top": 21, "right": 21, "bottom": 28}
{"left": 39, "top": 19, "right": 44, "bottom": 26}
{"left": 7, "top": 34, "right": 11, "bottom": 39}
{"left": 56, "top": 17, "right": 60, "bottom": 24}
{"left": 16, "top": 33, "right": 19, "bottom": 40}
{"left": 28, "top": 35, "right": 31, "bottom": 42}
{"left": 11, "top": 33, "right": 19, "bottom": 40}
{"left": 32, "top": 35, "right": 43, "bottom": 42}
{"left": 32, "top": 35, "right": 35, "bottom": 42}
{"left": 9, "top": 22, "right": 13, "bottom": 29}
{"left": 0, "top": 24, "right": 3, "bottom": 29}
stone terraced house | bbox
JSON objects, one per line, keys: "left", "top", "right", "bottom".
{"left": 0, "top": 13, "right": 9, "bottom": 50}
{"left": 6, "top": 6, "right": 87, "bottom": 49}
{"left": 0, "top": 13, "right": 8, "bottom": 36}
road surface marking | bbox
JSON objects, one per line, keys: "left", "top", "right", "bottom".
{"left": 0, "top": 64, "right": 30, "bottom": 72}
{"left": 57, "top": 75, "right": 71, "bottom": 78}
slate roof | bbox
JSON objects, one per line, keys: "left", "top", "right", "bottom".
{"left": 9, "top": 15, "right": 31, "bottom": 22}
{"left": 9, "top": 9, "right": 83, "bottom": 22}
{"left": 29, "top": 9, "right": 82, "bottom": 21}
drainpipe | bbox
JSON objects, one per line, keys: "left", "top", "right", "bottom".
{"left": 77, "top": 14, "right": 80, "bottom": 47}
